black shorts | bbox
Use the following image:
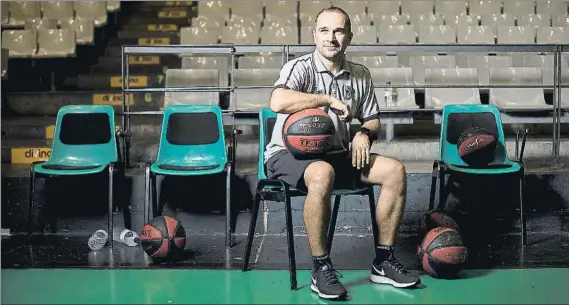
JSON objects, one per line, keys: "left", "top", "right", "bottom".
{"left": 265, "top": 150, "right": 369, "bottom": 192}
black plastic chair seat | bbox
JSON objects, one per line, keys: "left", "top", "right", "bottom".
{"left": 40, "top": 164, "right": 102, "bottom": 170}
{"left": 157, "top": 164, "right": 220, "bottom": 171}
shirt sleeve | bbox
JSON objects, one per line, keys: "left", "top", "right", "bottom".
{"left": 358, "top": 68, "right": 380, "bottom": 123}
{"left": 273, "top": 60, "right": 309, "bottom": 92}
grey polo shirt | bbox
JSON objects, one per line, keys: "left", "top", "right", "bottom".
{"left": 265, "top": 50, "right": 379, "bottom": 163}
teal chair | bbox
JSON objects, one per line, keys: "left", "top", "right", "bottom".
{"left": 429, "top": 104, "right": 530, "bottom": 246}
{"left": 28, "top": 105, "right": 123, "bottom": 247}
{"left": 241, "top": 108, "right": 379, "bottom": 290}
{"left": 144, "top": 105, "right": 234, "bottom": 252}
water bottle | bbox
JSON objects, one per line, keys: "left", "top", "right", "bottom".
{"left": 384, "top": 81, "right": 394, "bottom": 107}
{"left": 113, "top": 229, "right": 141, "bottom": 247}
{"left": 87, "top": 229, "right": 109, "bottom": 251}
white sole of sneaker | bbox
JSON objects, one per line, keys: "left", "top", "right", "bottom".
{"left": 369, "top": 274, "right": 419, "bottom": 288}
{"left": 310, "top": 284, "right": 346, "bottom": 299}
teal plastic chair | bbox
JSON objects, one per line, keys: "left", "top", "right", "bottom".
{"left": 429, "top": 104, "right": 529, "bottom": 246}
{"left": 28, "top": 105, "right": 123, "bottom": 247}
{"left": 241, "top": 108, "right": 379, "bottom": 290}
{"left": 144, "top": 105, "right": 234, "bottom": 251}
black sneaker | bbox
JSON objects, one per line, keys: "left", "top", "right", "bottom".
{"left": 370, "top": 256, "right": 421, "bottom": 288}
{"left": 310, "top": 262, "right": 348, "bottom": 299}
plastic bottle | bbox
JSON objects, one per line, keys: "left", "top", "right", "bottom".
{"left": 113, "top": 229, "right": 141, "bottom": 247}
{"left": 384, "top": 81, "right": 393, "bottom": 107}
{"left": 87, "top": 229, "right": 108, "bottom": 251}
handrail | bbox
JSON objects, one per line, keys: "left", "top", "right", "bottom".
{"left": 121, "top": 43, "right": 568, "bottom": 165}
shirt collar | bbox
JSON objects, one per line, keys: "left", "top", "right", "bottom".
{"left": 313, "top": 50, "right": 351, "bottom": 76}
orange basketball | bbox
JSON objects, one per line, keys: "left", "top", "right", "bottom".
{"left": 282, "top": 108, "right": 335, "bottom": 159}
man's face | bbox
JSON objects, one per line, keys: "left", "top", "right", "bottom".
{"left": 313, "top": 10, "right": 352, "bottom": 61}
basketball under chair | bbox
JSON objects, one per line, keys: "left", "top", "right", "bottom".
{"left": 241, "top": 108, "right": 380, "bottom": 290}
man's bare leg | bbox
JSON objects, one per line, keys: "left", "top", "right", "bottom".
{"left": 361, "top": 154, "right": 420, "bottom": 288}
{"left": 303, "top": 161, "right": 348, "bottom": 299}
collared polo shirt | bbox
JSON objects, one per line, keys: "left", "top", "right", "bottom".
{"left": 264, "top": 50, "right": 379, "bottom": 163}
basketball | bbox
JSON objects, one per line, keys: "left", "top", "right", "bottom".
{"left": 282, "top": 108, "right": 335, "bottom": 159}
{"left": 140, "top": 216, "right": 186, "bottom": 259}
{"left": 457, "top": 127, "right": 497, "bottom": 166}
{"left": 419, "top": 210, "right": 460, "bottom": 237}
{"left": 418, "top": 227, "right": 468, "bottom": 278}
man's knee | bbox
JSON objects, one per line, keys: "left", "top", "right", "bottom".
{"left": 304, "top": 161, "right": 335, "bottom": 195}
{"left": 365, "top": 155, "right": 406, "bottom": 187}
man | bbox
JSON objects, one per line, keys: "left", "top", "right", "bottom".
{"left": 264, "top": 6, "right": 420, "bottom": 300}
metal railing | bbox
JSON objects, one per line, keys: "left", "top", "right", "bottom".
{"left": 121, "top": 43, "right": 568, "bottom": 164}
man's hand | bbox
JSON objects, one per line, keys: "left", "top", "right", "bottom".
{"left": 352, "top": 132, "right": 370, "bottom": 169}
{"left": 329, "top": 97, "right": 352, "bottom": 122}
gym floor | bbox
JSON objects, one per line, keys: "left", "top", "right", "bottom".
{"left": 2, "top": 230, "right": 569, "bottom": 304}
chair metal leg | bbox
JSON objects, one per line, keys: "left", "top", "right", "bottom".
{"left": 108, "top": 164, "right": 114, "bottom": 249}
{"left": 241, "top": 191, "right": 262, "bottom": 272}
{"left": 283, "top": 186, "right": 297, "bottom": 290}
{"left": 327, "top": 195, "right": 342, "bottom": 252}
{"left": 28, "top": 166, "right": 37, "bottom": 235}
{"left": 438, "top": 165, "right": 447, "bottom": 209}
{"left": 520, "top": 168, "right": 527, "bottom": 247}
{"left": 225, "top": 165, "right": 232, "bottom": 269}
{"left": 367, "top": 188, "right": 379, "bottom": 249}
{"left": 144, "top": 164, "right": 151, "bottom": 224}
{"left": 428, "top": 161, "right": 439, "bottom": 211}
{"left": 151, "top": 173, "right": 158, "bottom": 220}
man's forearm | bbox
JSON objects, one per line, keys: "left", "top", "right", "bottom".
{"left": 360, "top": 118, "right": 381, "bottom": 136}
{"left": 270, "top": 88, "right": 331, "bottom": 114}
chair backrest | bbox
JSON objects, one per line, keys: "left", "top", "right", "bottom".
{"left": 258, "top": 108, "right": 278, "bottom": 180}
{"left": 156, "top": 105, "right": 227, "bottom": 168}
{"left": 49, "top": 105, "right": 118, "bottom": 166}
{"left": 438, "top": 104, "right": 509, "bottom": 166}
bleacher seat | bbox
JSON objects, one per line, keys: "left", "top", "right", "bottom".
{"left": 231, "top": 0, "right": 264, "bottom": 22}
{"left": 24, "top": 19, "right": 58, "bottom": 30}
{"left": 401, "top": 0, "right": 434, "bottom": 17}
{"left": 333, "top": 0, "right": 366, "bottom": 15}
{"left": 2, "top": 1, "right": 10, "bottom": 25}
{"left": 238, "top": 55, "right": 284, "bottom": 69}
{"left": 419, "top": 25, "right": 457, "bottom": 43}
{"left": 352, "top": 13, "right": 374, "bottom": 26}
{"left": 503, "top": 1, "right": 535, "bottom": 16}
{"left": 351, "top": 25, "right": 377, "bottom": 44}
{"left": 7, "top": 1, "right": 41, "bottom": 26}
{"left": 409, "top": 55, "right": 456, "bottom": 85}
{"left": 180, "top": 26, "right": 220, "bottom": 44}
{"left": 368, "top": 67, "right": 418, "bottom": 108}
{"left": 536, "top": 0, "right": 568, "bottom": 15}
{"left": 435, "top": 0, "right": 467, "bottom": 17}
{"left": 425, "top": 68, "right": 481, "bottom": 109}
{"left": 446, "top": 14, "right": 480, "bottom": 28}
{"left": 457, "top": 25, "right": 495, "bottom": 44}
{"left": 197, "top": 0, "right": 229, "bottom": 21}
{"left": 368, "top": 1, "right": 400, "bottom": 16}
{"left": 74, "top": 1, "right": 108, "bottom": 27}
{"left": 221, "top": 25, "right": 260, "bottom": 44}
{"left": 164, "top": 69, "right": 220, "bottom": 107}
{"left": 481, "top": 14, "right": 516, "bottom": 27}
{"left": 299, "top": 0, "right": 331, "bottom": 24}
{"left": 468, "top": 0, "right": 502, "bottom": 18}
{"left": 265, "top": 0, "right": 297, "bottom": 26}
{"left": 181, "top": 56, "right": 229, "bottom": 87}
{"left": 232, "top": 69, "right": 279, "bottom": 110}
{"left": 192, "top": 15, "right": 225, "bottom": 28}
{"left": 260, "top": 25, "right": 298, "bottom": 44}
{"left": 348, "top": 55, "right": 399, "bottom": 68}
{"left": 41, "top": 1, "right": 75, "bottom": 25}
{"left": 552, "top": 15, "right": 569, "bottom": 27}
{"left": 34, "top": 29, "right": 76, "bottom": 58}
{"left": 489, "top": 67, "right": 549, "bottom": 110}
{"left": 467, "top": 55, "right": 513, "bottom": 86}
{"left": 536, "top": 26, "right": 569, "bottom": 43}
{"left": 377, "top": 25, "right": 416, "bottom": 43}
{"left": 2, "top": 29, "right": 37, "bottom": 58}
{"left": 517, "top": 13, "right": 552, "bottom": 28}
{"left": 60, "top": 19, "right": 95, "bottom": 45}
{"left": 373, "top": 14, "right": 410, "bottom": 26}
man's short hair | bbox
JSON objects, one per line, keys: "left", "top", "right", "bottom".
{"left": 314, "top": 6, "right": 352, "bottom": 33}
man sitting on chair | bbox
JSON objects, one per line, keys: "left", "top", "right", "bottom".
{"left": 264, "top": 6, "right": 421, "bottom": 300}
